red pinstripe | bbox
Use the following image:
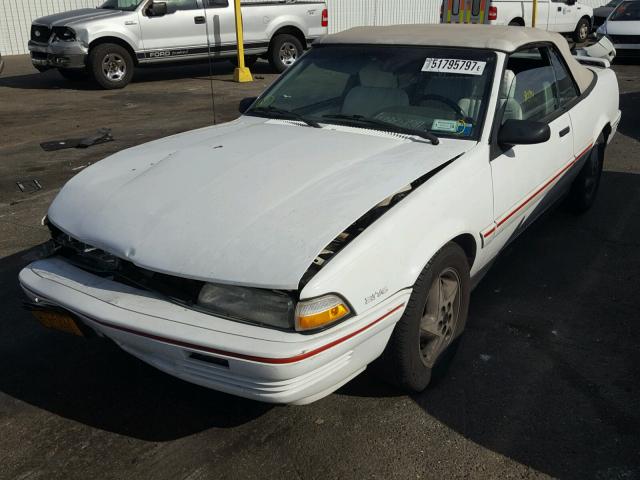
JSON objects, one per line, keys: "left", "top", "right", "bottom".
{"left": 483, "top": 143, "right": 593, "bottom": 239}
{"left": 88, "top": 303, "right": 406, "bottom": 365}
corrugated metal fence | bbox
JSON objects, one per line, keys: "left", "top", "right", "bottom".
{"left": 1, "top": 0, "right": 99, "bottom": 55}
{"left": 0, "top": 0, "right": 609, "bottom": 56}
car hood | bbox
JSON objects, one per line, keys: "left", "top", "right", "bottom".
{"left": 34, "top": 8, "right": 125, "bottom": 28}
{"left": 48, "top": 117, "right": 473, "bottom": 289}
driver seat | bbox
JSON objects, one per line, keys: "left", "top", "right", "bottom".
{"left": 342, "top": 64, "right": 409, "bottom": 117}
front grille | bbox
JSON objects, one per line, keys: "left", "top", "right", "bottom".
{"left": 31, "top": 25, "right": 51, "bottom": 42}
{"left": 47, "top": 224, "right": 204, "bottom": 306}
{"left": 609, "top": 34, "right": 640, "bottom": 44}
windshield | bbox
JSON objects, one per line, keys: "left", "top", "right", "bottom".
{"left": 99, "top": 0, "right": 145, "bottom": 10}
{"left": 247, "top": 45, "right": 497, "bottom": 141}
{"left": 605, "top": 0, "right": 623, "bottom": 7}
{"left": 609, "top": 0, "right": 640, "bottom": 20}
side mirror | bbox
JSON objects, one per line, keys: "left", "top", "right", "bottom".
{"left": 498, "top": 119, "right": 551, "bottom": 147}
{"left": 239, "top": 97, "right": 257, "bottom": 114}
{"left": 148, "top": 1, "right": 168, "bottom": 17}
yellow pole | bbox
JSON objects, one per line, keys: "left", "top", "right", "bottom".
{"left": 532, "top": 0, "right": 537, "bottom": 27}
{"left": 233, "top": 0, "right": 253, "bottom": 83}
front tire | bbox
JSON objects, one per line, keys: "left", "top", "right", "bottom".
{"left": 380, "top": 243, "right": 470, "bottom": 392}
{"left": 268, "top": 34, "right": 303, "bottom": 73}
{"left": 89, "top": 43, "right": 134, "bottom": 90}
{"left": 573, "top": 17, "right": 591, "bottom": 43}
{"left": 567, "top": 133, "right": 605, "bottom": 213}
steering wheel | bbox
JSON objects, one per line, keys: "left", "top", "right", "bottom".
{"left": 418, "top": 94, "right": 468, "bottom": 119}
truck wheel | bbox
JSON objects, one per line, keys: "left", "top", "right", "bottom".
{"left": 508, "top": 18, "right": 524, "bottom": 26}
{"left": 268, "top": 34, "right": 303, "bottom": 73}
{"left": 379, "top": 243, "right": 470, "bottom": 392}
{"left": 567, "top": 133, "right": 605, "bottom": 213}
{"left": 89, "top": 43, "right": 134, "bottom": 89}
{"left": 58, "top": 68, "right": 89, "bottom": 81}
{"left": 573, "top": 17, "right": 591, "bottom": 43}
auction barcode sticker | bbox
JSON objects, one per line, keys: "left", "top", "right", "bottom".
{"left": 422, "top": 58, "right": 486, "bottom": 75}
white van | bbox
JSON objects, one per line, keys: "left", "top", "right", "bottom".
{"left": 487, "top": 0, "right": 593, "bottom": 42}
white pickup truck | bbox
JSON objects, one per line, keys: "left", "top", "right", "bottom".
{"left": 28, "top": 0, "right": 328, "bottom": 89}
{"left": 487, "top": 0, "right": 593, "bottom": 43}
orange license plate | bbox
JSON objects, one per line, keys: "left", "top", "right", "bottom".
{"left": 32, "top": 309, "right": 84, "bottom": 337}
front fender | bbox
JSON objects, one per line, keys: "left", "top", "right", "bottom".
{"left": 301, "top": 146, "right": 495, "bottom": 315}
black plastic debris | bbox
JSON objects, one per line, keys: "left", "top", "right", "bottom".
{"left": 40, "top": 128, "right": 114, "bottom": 151}
{"left": 16, "top": 179, "right": 42, "bottom": 193}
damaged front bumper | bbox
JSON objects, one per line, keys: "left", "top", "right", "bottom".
{"left": 29, "top": 40, "right": 88, "bottom": 70}
{"left": 19, "top": 257, "right": 409, "bottom": 404}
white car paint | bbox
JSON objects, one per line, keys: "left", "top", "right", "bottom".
{"left": 47, "top": 118, "right": 472, "bottom": 290}
{"left": 488, "top": 0, "right": 593, "bottom": 33}
{"left": 19, "top": 33, "right": 621, "bottom": 405}
{"left": 597, "top": 15, "right": 640, "bottom": 50}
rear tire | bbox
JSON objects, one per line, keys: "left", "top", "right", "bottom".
{"left": 573, "top": 17, "right": 591, "bottom": 43}
{"left": 567, "top": 133, "right": 605, "bottom": 213}
{"left": 508, "top": 18, "right": 524, "bottom": 26}
{"left": 268, "top": 34, "right": 304, "bottom": 73}
{"left": 379, "top": 243, "right": 470, "bottom": 392}
{"left": 58, "top": 68, "right": 89, "bottom": 81}
{"left": 89, "top": 43, "right": 134, "bottom": 90}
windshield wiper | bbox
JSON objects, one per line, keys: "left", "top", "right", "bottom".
{"left": 322, "top": 114, "right": 439, "bottom": 145}
{"left": 249, "top": 106, "right": 322, "bottom": 129}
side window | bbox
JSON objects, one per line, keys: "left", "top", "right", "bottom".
{"left": 548, "top": 47, "right": 579, "bottom": 107}
{"left": 501, "top": 47, "right": 559, "bottom": 124}
{"left": 166, "top": 0, "right": 199, "bottom": 13}
{"left": 204, "top": 0, "right": 229, "bottom": 7}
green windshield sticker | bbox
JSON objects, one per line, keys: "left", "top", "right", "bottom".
{"left": 432, "top": 119, "right": 473, "bottom": 136}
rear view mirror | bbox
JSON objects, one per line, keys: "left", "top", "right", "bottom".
{"left": 239, "top": 97, "right": 257, "bottom": 114}
{"left": 148, "top": 1, "right": 168, "bottom": 17}
{"left": 498, "top": 119, "right": 551, "bottom": 147}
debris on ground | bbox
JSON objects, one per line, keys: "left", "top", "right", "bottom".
{"left": 16, "top": 179, "right": 42, "bottom": 193}
{"left": 40, "top": 128, "right": 114, "bottom": 151}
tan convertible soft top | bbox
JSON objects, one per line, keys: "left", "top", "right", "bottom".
{"left": 315, "top": 24, "right": 593, "bottom": 93}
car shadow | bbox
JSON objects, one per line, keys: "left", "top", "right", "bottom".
{"left": 0, "top": 247, "right": 272, "bottom": 442}
{"left": 0, "top": 59, "right": 274, "bottom": 91}
{"left": 339, "top": 170, "right": 640, "bottom": 479}
{"left": 618, "top": 91, "right": 640, "bottom": 142}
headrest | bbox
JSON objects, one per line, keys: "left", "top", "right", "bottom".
{"left": 500, "top": 69, "right": 516, "bottom": 99}
{"left": 359, "top": 64, "right": 398, "bottom": 88}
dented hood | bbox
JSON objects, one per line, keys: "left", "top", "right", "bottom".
{"left": 48, "top": 118, "right": 472, "bottom": 289}
{"left": 34, "top": 8, "right": 125, "bottom": 28}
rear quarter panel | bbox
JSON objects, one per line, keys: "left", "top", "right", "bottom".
{"left": 243, "top": 3, "right": 326, "bottom": 43}
{"left": 570, "top": 67, "right": 620, "bottom": 152}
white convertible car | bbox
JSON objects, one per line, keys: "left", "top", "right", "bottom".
{"left": 20, "top": 25, "right": 621, "bottom": 404}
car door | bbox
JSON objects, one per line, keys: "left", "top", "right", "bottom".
{"left": 203, "top": 0, "right": 236, "bottom": 57}
{"left": 548, "top": 0, "right": 578, "bottom": 32}
{"left": 138, "top": 0, "right": 207, "bottom": 57}
{"left": 486, "top": 46, "right": 575, "bottom": 245}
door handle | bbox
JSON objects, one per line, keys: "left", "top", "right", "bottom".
{"left": 194, "top": 16, "right": 206, "bottom": 24}
{"left": 559, "top": 126, "right": 571, "bottom": 137}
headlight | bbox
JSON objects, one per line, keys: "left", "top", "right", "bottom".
{"left": 295, "top": 294, "right": 351, "bottom": 331}
{"left": 53, "top": 27, "right": 76, "bottom": 42}
{"left": 197, "top": 283, "right": 295, "bottom": 329}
